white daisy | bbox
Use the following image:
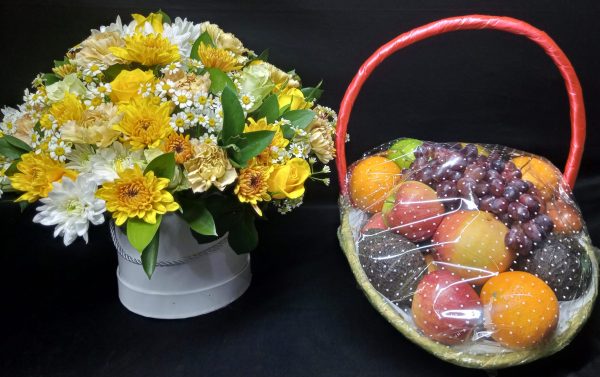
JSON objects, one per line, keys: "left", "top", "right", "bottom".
{"left": 160, "top": 61, "right": 182, "bottom": 76}
{"left": 162, "top": 17, "right": 201, "bottom": 57}
{"left": 48, "top": 138, "right": 72, "bottom": 162}
{"left": 33, "top": 174, "right": 106, "bottom": 246}
{"left": 198, "top": 133, "right": 218, "bottom": 145}
{"left": 239, "top": 94, "right": 255, "bottom": 111}
{"left": 0, "top": 106, "right": 20, "bottom": 135}
{"left": 83, "top": 62, "right": 107, "bottom": 77}
{"left": 172, "top": 90, "right": 193, "bottom": 108}
{"left": 154, "top": 79, "right": 176, "bottom": 99}
{"left": 170, "top": 112, "right": 190, "bottom": 133}
{"left": 193, "top": 92, "right": 209, "bottom": 110}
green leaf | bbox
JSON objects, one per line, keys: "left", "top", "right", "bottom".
{"left": 103, "top": 64, "right": 128, "bottom": 82}
{"left": 141, "top": 230, "right": 160, "bottom": 279}
{"left": 253, "top": 94, "right": 279, "bottom": 123}
{"left": 144, "top": 153, "right": 176, "bottom": 180}
{"left": 126, "top": 216, "right": 162, "bottom": 253}
{"left": 301, "top": 81, "right": 323, "bottom": 102}
{"left": 190, "top": 31, "right": 215, "bottom": 60}
{"left": 180, "top": 200, "right": 217, "bottom": 236}
{"left": 157, "top": 9, "right": 171, "bottom": 24}
{"left": 227, "top": 208, "right": 258, "bottom": 254}
{"left": 4, "top": 160, "right": 20, "bottom": 176}
{"left": 220, "top": 85, "right": 245, "bottom": 143}
{"left": 255, "top": 49, "right": 269, "bottom": 62}
{"left": 0, "top": 138, "right": 24, "bottom": 160}
{"left": 279, "top": 109, "right": 315, "bottom": 139}
{"left": 53, "top": 57, "right": 69, "bottom": 68}
{"left": 207, "top": 67, "right": 236, "bottom": 95}
{"left": 2, "top": 135, "right": 32, "bottom": 153}
{"left": 43, "top": 73, "right": 60, "bottom": 85}
{"left": 19, "top": 201, "right": 28, "bottom": 213}
{"left": 229, "top": 130, "right": 275, "bottom": 167}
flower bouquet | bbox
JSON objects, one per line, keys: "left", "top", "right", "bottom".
{"left": 0, "top": 11, "right": 336, "bottom": 317}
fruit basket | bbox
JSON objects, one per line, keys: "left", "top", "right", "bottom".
{"left": 336, "top": 15, "right": 598, "bottom": 369}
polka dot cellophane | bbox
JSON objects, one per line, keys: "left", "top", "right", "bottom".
{"left": 341, "top": 138, "right": 599, "bottom": 368}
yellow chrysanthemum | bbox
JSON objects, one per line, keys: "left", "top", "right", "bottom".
{"left": 234, "top": 163, "right": 274, "bottom": 216}
{"left": 244, "top": 117, "right": 289, "bottom": 165}
{"left": 197, "top": 42, "right": 242, "bottom": 72}
{"left": 50, "top": 92, "right": 85, "bottom": 126}
{"left": 110, "top": 33, "right": 179, "bottom": 67}
{"left": 114, "top": 97, "right": 173, "bottom": 150}
{"left": 9, "top": 152, "right": 78, "bottom": 203}
{"left": 96, "top": 165, "right": 179, "bottom": 226}
{"left": 52, "top": 63, "right": 77, "bottom": 78}
{"left": 163, "top": 134, "right": 194, "bottom": 164}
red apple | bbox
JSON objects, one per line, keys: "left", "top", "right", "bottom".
{"left": 412, "top": 270, "right": 482, "bottom": 345}
{"left": 382, "top": 181, "right": 445, "bottom": 242}
{"left": 361, "top": 212, "right": 388, "bottom": 233}
{"left": 432, "top": 210, "right": 513, "bottom": 285}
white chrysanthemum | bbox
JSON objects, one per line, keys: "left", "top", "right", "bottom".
{"left": 33, "top": 175, "right": 106, "bottom": 246}
{"left": 162, "top": 17, "right": 201, "bottom": 57}
{"left": 66, "top": 144, "right": 96, "bottom": 174}
{"left": 89, "top": 141, "right": 145, "bottom": 183}
{"left": 96, "top": 16, "right": 125, "bottom": 35}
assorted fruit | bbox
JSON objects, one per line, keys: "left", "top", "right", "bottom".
{"left": 348, "top": 139, "right": 592, "bottom": 350}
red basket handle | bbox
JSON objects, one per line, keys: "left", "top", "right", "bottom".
{"left": 336, "top": 14, "right": 586, "bottom": 195}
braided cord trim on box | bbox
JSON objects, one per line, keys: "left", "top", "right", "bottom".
{"left": 109, "top": 221, "right": 228, "bottom": 267}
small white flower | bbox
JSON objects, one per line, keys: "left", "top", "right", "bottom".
{"left": 33, "top": 174, "right": 106, "bottom": 246}
{"left": 289, "top": 142, "right": 310, "bottom": 159}
{"left": 170, "top": 112, "right": 190, "bottom": 133}
{"left": 198, "top": 133, "right": 218, "bottom": 145}
{"left": 193, "top": 92, "right": 209, "bottom": 109}
{"left": 322, "top": 165, "right": 331, "bottom": 173}
{"left": 323, "top": 178, "right": 330, "bottom": 186}
{"left": 0, "top": 106, "right": 19, "bottom": 135}
{"left": 48, "top": 139, "right": 72, "bottom": 162}
{"left": 239, "top": 94, "right": 255, "bottom": 111}
{"left": 161, "top": 62, "right": 182, "bottom": 76}
{"left": 172, "top": 90, "right": 193, "bottom": 108}
{"left": 155, "top": 79, "right": 176, "bottom": 98}
{"left": 83, "top": 62, "right": 107, "bottom": 77}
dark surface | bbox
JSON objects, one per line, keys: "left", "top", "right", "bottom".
{"left": 0, "top": 1, "right": 599, "bottom": 376}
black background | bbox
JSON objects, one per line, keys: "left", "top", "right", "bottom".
{"left": 0, "top": 1, "right": 599, "bottom": 376}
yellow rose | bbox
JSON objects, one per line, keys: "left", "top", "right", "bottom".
{"left": 268, "top": 158, "right": 311, "bottom": 199}
{"left": 277, "top": 87, "right": 308, "bottom": 111}
{"left": 109, "top": 69, "right": 154, "bottom": 104}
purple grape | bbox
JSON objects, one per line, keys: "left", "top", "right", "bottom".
{"left": 414, "top": 166, "right": 434, "bottom": 185}
{"left": 489, "top": 197, "right": 509, "bottom": 214}
{"left": 446, "top": 170, "right": 463, "bottom": 182}
{"left": 413, "top": 145, "right": 425, "bottom": 158}
{"left": 487, "top": 169, "right": 502, "bottom": 181}
{"left": 464, "top": 165, "right": 486, "bottom": 181}
{"left": 489, "top": 178, "right": 505, "bottom": 196}
{"left": 508, "top": 202, "right": 530, "bottom": 222}
{"left": 510, "top": 178, "right": 529, "bottom": 194}
{"left": 412, "top": 156, "right": 428, "bottom": 169}
{"left": 457, "top": 177, "right": 476, "bottom": 196}
{"left": 474, "top": 182, "right": 490, "bottom": 197}
{"left": 446, "top": 154, "right": 468, "bottom": 171}
{"left": 502, "top": 185, "right": 519, "bottom": 201}
{"left": 518, "top": 194, "right": 541, "bottom": 215}
{"left": 437, "top": 181, "right": 458, "bottom": 198}
{"left": 533, "top": 214, "right": 554, "bottom": 235}
{"left": 505, "top": 226, "right": 533, "bottom": 255}
{"left": 480, "top": 195, "right": 494, "bottom": 212}
{"left": 502, "top": 169, "right": 522, "bottom": 181}
{"left": 432, "top": 165, "right": 448, "bottom": 182}
{"left": 490, "top": 158, "right": 505, "bottom": 172}
{"left": 461, "top": 144, "right": 479, "bottom": 158}
{"left": 522, "top": 221, "right": 543, "bottom": 243}
{"left": 504, "top": 161, "right": 517, "bottom": 172}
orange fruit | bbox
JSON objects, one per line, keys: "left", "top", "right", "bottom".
{"left": 349, "top": 156, "right": 402, "bottom": 213}
{"left": 512, "top": 156, "right": 561, "bottom": 201}
{"left": 481, "top": 271, "right": 559, "bottom": 349}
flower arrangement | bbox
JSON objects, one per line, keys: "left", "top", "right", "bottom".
{"left": 0, "top": 11, "right": 337, "bottom": 277}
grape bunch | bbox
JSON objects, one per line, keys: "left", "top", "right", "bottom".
{"left": 406, "top": 142, "right": 553, "bottom": 255}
